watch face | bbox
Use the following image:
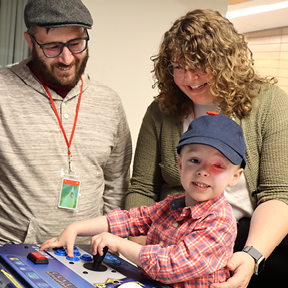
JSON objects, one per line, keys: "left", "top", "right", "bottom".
{"left": 257, "top": 258, "right": 265, "bottom": 274}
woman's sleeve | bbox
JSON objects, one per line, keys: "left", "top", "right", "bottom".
{"left": 125, "top": 103, "right": 164, "bottom": 210}
{"left": 255, "top": 86, "right": 288, "bottom": 205}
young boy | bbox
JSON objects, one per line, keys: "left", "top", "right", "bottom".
{"left": 40, "top": 112, "right": 246, "bottom": 288}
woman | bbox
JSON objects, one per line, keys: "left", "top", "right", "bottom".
{"left": 125, "top": 9, "right": 288, "bottom": 288}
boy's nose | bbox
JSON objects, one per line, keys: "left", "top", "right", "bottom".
{"left": 197, "top": 168, "right": 209, "bottom": 177}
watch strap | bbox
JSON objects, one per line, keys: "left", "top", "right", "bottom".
{"left": 243, "top": 246, "right": 265, "bottom": 275}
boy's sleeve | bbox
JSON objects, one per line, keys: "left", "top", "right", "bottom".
{"left": 107, "top": 205, "right": 154, "bottom": 238}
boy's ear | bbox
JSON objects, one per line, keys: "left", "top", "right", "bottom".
{"left": 177, "top": 154, "right": 182, "bottom": 174}
{"left": 228, "top": 168, "right": 243, "bottom": 187}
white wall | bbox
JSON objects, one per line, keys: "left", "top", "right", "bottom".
{"left": 82, "top": 0, "right": 228, "bottom": 153}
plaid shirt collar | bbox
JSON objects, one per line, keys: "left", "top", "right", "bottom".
{"left": 169, "top": 192, "right": 226, "bottom": 221}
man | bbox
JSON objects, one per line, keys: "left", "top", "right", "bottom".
{"left": 0, "top": 0, "right": 132, "bottom": 245}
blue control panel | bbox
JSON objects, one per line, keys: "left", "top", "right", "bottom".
{"left": 0, "top": 244, "right": 165, "bottom": 288}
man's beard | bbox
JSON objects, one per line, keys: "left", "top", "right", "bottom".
{"left": 31, "top": 47, "right": 89, "bottom": 88}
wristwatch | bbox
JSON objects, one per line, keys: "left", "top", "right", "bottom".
{"left": 243, "top": 246, "right": 265, "bottom": 275}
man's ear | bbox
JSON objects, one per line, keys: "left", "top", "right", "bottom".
{"left": 177, "top": 154, "right": 182, "bottom": 175}
{"left": 228, "top": 168, "right": 243, "bottom": 187}
{"left": 24, "top": 31, "right": 33, "bottom": 51}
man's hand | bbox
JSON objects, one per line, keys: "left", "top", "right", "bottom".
{"left": 210, "top": 251, "right": 255, "bottom": 288}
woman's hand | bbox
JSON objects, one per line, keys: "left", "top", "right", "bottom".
{"left": 210, "top": 251, "right": 255, "bottom": 288}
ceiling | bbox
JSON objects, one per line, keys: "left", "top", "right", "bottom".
{"left": 227, "top": 0, "right": 288, "bottom": 33}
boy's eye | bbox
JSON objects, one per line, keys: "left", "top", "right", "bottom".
{"left": 213, "top": 164, "right": 223, "bottom": 169}
{"left": 190, "top": 158, "right": 199, "bottom": 163}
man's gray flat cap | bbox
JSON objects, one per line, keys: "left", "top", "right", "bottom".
{"left": 24, "top": 0, "right": 93, "bottom": 29}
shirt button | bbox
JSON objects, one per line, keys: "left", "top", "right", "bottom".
{"left": 159, "top": 241, "right": 164, "bottom": 247}
{"left": 173, "top": 222, "right": 178, "bottom": 228}
{"left": 64, "top": 113, "right": 69, "bottom": 119}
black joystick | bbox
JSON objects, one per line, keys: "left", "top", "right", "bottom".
{"left": 83, "top": 246, "right": 108, "bottom": 272}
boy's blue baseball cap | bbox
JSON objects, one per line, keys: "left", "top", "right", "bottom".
{"left": 176, "top": 112, "right": 246, "bottom": 168}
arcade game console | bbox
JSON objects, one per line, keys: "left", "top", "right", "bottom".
{"left": 0, "top": 244, "right": 167, "bottom": 288}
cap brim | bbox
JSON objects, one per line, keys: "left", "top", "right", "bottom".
{"left": 38, "top": 23, "right": 92, "bottom": 29}
{"left": 177, "top": 136, "right": 244, "bottom": 167}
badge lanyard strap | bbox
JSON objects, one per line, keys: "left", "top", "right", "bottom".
{"left": 37, "top": 73, "right": 83, "bottom": 172}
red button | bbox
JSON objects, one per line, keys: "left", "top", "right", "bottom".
{"left": 27, "top": 252, "right": 49, "bottom": 264}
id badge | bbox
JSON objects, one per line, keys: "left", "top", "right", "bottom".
{"left": 58, "top": 169, "right": 81, "bottom": 211}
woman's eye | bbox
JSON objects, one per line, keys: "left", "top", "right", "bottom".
{"left": 173, "top": 64, "right": 184, "bottom": 70}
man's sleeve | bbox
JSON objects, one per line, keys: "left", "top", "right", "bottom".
{"left": 103, "top": 102, "right": 132, "bottom": 213}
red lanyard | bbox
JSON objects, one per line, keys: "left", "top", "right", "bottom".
{"left": 37, "top": 74, "right": 83, "bottom": 170}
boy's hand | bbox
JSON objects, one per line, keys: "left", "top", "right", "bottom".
{"left": 39, "top": 226, "right": 77, "bottom": 258}
{"left": 210, "top": 252, "right": 255, "bottom": 288}
{"left": 90, "top": 232, "right": 123, "bottom": 256}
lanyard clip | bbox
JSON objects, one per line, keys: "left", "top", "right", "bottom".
{"left": 68, "top": 148, "right": 73, "bottom": 172}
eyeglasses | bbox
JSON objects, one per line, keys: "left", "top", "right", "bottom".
{"left": 30, "top": 31, "right": 90, "bottom": 58}
{"left": 167, "top": 64, "right": 206, "bottom": 78}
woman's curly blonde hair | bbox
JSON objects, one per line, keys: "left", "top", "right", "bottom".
{"left": 152, "top": 9, "right": 277, "bottom": 120}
